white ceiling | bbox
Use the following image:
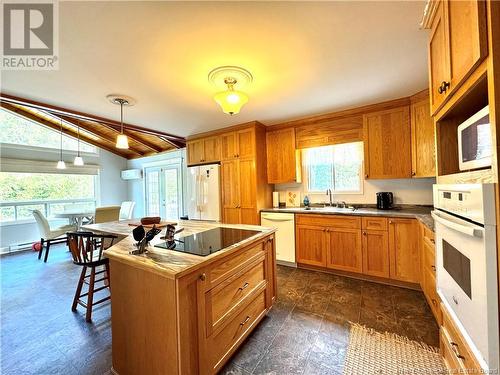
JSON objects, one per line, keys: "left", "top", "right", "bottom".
{"left": 1, "top": 1, "right": 429, "bottom": 138}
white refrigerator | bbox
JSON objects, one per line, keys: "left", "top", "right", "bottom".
{"left": 187, "top": 164, "right": 221, "bottom": 221}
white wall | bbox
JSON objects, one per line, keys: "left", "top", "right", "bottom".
{"left": 0, "top": 144, "right": 127, "bottom": 251}
{"left": 126, "top": 149, "right": 187, "bottom": 218}
{"left": 274, "top": 177, "right": 435, "bottom": 206}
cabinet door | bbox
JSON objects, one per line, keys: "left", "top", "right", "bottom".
{"left": 203, "top": 137, "right": 221, "bottom": 163}
{"left": 362, "top": 230, "right": 390, "bottom": 278}
{"left": 429, "top": 1, "right": 450, "bottom": 114}
{"left": 221, "top": 160, "right": 240, "bottom": 224}
{"left": 187, "top": 139, "right": 204, "bottom": 165}
{"left": 447, "top": 0, "right": 487, "bottom": 95}
{"left": 296, "top": 225, "right": 327, "bottom": 267}
{"left": 266, "top": 128, "right": 300, "bottom": 184}
{"left": 411, "top": 98, "right": 436, "bottom": 178}
{"left": 239, "top": 158, "right": 257, "bottom": 225}
{"left": 220, "top": 132, "right": 238, "bottom": 160}
{"left": 364, "top": 106, "right": 411, "bottom": 179}
{"left": 326, "top": 228, "right": 362, "bottom": 273}
{"left": 236, "top": 128, "right": 255, "bottom": 159}
{"left": 389, "top": 219, "right": 420, "bottom": 283}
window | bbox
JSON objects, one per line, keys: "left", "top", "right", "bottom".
{"left": 0, "top": 108, "right": 96, "bottom": 153}
{"left": 0, "top": 172, "right": 97, "bottom": 222}
{"left": 303, "top": 142, "right": 363, "bottom": 194}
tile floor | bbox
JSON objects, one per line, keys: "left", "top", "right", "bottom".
{"left": 1, "top": 245, "right": 439, "bottom": 375}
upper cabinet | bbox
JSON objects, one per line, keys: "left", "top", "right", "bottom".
{"left": 266, "top": 128, "right": 301, "bottom": 184}
{"left": 428, "top": 0, "right": 487, "bottom": 115}
{"left": 221, "top": 129, "right": 255, "bottom": 161}
{"left": 186, "top": 136, "right": 220, "bottom": 166}
{"left": 411, "top": 95, "right": 436, "bottom": 178}
{"left": 363, "top": 106, "right": 412, "bottom": 179}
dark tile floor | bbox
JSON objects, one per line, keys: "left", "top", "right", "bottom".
{"left": 1, "top": 245, "right": 439, "bottom": 375}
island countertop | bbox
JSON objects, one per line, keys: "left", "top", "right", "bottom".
{"left": 82, "top": 219, "right": 276, "bottom": 280}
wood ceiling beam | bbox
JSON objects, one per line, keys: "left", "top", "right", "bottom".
{"left": 0, "top": 93, "right": 186, "bottom": 145}
{"left": 0, "top": 102, "right": 141, "bottom": 158}
{"left": 57, "top": 114, "right": 146, "bottom": 156}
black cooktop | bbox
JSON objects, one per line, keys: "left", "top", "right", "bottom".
{"left": 154, "top": 227, "right": 260, "bottom": 256}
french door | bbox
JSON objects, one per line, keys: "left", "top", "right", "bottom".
{"left": 144, "top": 164, "right": 183, "bottom": 220}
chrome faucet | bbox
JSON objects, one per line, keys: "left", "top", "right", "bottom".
{"left": 326, "top": 189, "right": 333, "bottom": 206}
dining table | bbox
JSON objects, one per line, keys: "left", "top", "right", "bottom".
{"left": 54, "top": 211, "right": 95, "bottom": 230}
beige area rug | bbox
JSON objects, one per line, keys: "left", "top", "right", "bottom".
{"left": 343, "top": 324, "right": 447, "bottom": 375}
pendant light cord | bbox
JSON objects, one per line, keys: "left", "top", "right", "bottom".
{"left": 120, "top": 101, "right": 124, "bottom": 134}
{"left": 60, "top": 118, "right": 63, "bottom": 160}
{"left": 77, "top": 120, "right": 80, "bottom": 156}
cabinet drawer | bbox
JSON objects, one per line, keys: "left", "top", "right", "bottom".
{"left": 423, "top": 239, "right": 436, "bottom": 276}
{"left": 440, "top": 329, "right": 463, "bottom": 372}
{"left": 362, "top": 217, "right": 388, "bottom": 231}
{"left": 422, "top": 225, "right": 435, "bottom": 245}
{"left": 296, "top": 214, "right": 361, "bottom": 229}
{"left": 208, "top": 291, "right": 266, "bottom": 371}
{"left": 441, "top": 304, "right": 482, "bottom": 372}
{"left": 206, "top": 257, "right": 266, "bottom": 335}
{"left": 207, "top": 242, "right": 264, "bottom": 288}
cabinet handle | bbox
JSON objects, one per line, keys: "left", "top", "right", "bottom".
{"left": 412, "top": 171, "right": 416, "bottom": 176}
{"left": 431, "top": 299, "right": 437, "bottom": 306}
{"left": 438, "top": 81, "right": 451, "bottom": 94}
{"left": 199, "top": 273, "right": 206, "bottom": 281}
{"left": 365, "top": 174, "right": 369, "bottom": 179}
{"left": 450, "top": 342, "right": 465, "bottom": 360}
{"left": 236, "top": 154, "right": 239, "bottom": 158}
{"left": 240, "top": 316, "right": 251, "bottom": 326}
{"left": 363, "top": 231, "right": 367, "bottom": 235}
{"left": 431, "top": 265, "right": 436, "bottom": 271}
{"left": 430, "top": 239, "right": 435, "bottom": 244}
{"left": 234, "top": 154, "right": 237, "bottom": 158}
{"left": 238, "top": 282, "right": 249, "bottom": 291}
{"left": 389, "top": 220, "right": 393, "bottom": 224}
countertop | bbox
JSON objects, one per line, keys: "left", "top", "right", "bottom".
{"left": 260, "top": 205, "right": 434, "bottom": 231}
{"left": 83, "top": 220, "right": 276, "bottom": 280}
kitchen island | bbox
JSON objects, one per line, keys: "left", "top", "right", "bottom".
{"left": 83, "top": 220, "right": 277, "bottom": 375}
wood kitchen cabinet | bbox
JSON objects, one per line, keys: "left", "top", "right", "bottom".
{"left": 296, "top": 224, "right": 327, "bottom": 267}
{"left": 420, "top": 223, "right": 441, "bottom": 323}
{"left": 362, "top": 229, "right": 390, "bottom": 278}
{"left": 428, "top": 0, "right": 487, "bottom": 114}
{"left": 266, "top": 128, "right": 301, "bottom": 184}
{"left": 327, "top": 228, "right": 362, "bottom": 273}
{"left": 188, "top": 122, "right": 271, "bottom": 226}
{"left": 411, "top": 95, "right": 436, "bottom": 178}
{"left": 389, "top": 218, "right": 420, "bottom": 283}
{"left": 363, "top": 106, "right": 412, "bottom": 179}
{"left": 186, "top": 137, "right": 220, "bottom": 166}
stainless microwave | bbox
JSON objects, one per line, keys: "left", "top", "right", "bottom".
{"left": 458, "top": 105, "right": 492, "bottom": 171}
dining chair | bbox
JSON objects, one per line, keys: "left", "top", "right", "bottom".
{"left": 67, "top": 231, "right": 117, "bottom": 322}
{"left": 32, "top": 210, "right": 76, "bottom": 263}
{"left": 94, "top": 206, "right": 121, "bottom": 224}
{"left": 119, "top": 201, "right": 136, "bottom": 220}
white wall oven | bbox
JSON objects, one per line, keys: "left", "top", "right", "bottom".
{"left": 432, "top": 184, "right": 499, "bottom": 371}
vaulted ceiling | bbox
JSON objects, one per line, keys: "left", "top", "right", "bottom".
{"left": 1, "top": 1, "right": 429, "bottom": 138}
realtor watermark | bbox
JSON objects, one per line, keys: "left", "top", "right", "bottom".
{"left": 1, "top": 0, "right": 59, "bottom": 70}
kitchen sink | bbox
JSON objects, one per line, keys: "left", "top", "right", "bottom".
{"left": 306, "top": 206, "right": 356, "bottom": 212}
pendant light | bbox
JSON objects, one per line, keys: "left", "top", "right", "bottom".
{"left": 115, "top": 98, "right": 129, "bottom": 149}
{"left": 56, "top": 118, "right": 66, "bottom": 169}
{"left": 209, "top": 66, "right": 252, "bottom": 115}
{"left": 73, "top": 120, "right": 84, "bottom": 166}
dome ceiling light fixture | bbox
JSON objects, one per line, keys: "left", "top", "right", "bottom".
{"left": 106, "top": 94, "right": 136, "bottom": 150}
{"left": 208, "top": 66, "right": 253, "bottom": 115}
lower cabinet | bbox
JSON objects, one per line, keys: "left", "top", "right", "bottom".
{"left": 327, "top": 228, "right": 362, "bottom": 273}
{"left": 388, "top": 218, "right": 421, "bottom": 283}
{"left": 296, "top": 214, "right": 420, "bottom": 285}
{"left": 362, "top": 229, "right": 390, "bottom": 278}
{"left": 420, "top": 223, "right": 441, "bottom": 323}
{"left": 296, "top": 224, "right": 327, "bottom": 267}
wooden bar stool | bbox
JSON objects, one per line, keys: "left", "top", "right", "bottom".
{"left": 67, "top": 232, "right": 117, "bottom": 322}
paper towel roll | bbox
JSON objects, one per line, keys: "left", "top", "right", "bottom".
{"left": 272, "top": 192, "right": 279, "bottom": 208}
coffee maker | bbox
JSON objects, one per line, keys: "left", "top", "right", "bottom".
{"left": 376, "top": 192, "right": 393, "bottom": 210}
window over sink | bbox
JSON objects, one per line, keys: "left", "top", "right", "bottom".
{"left": 302, "top": 142, "right": 363, "bottom": 194}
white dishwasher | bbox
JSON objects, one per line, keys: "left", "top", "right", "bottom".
{"left": 260, "top": 212, "right": 296, "bottom": 266}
